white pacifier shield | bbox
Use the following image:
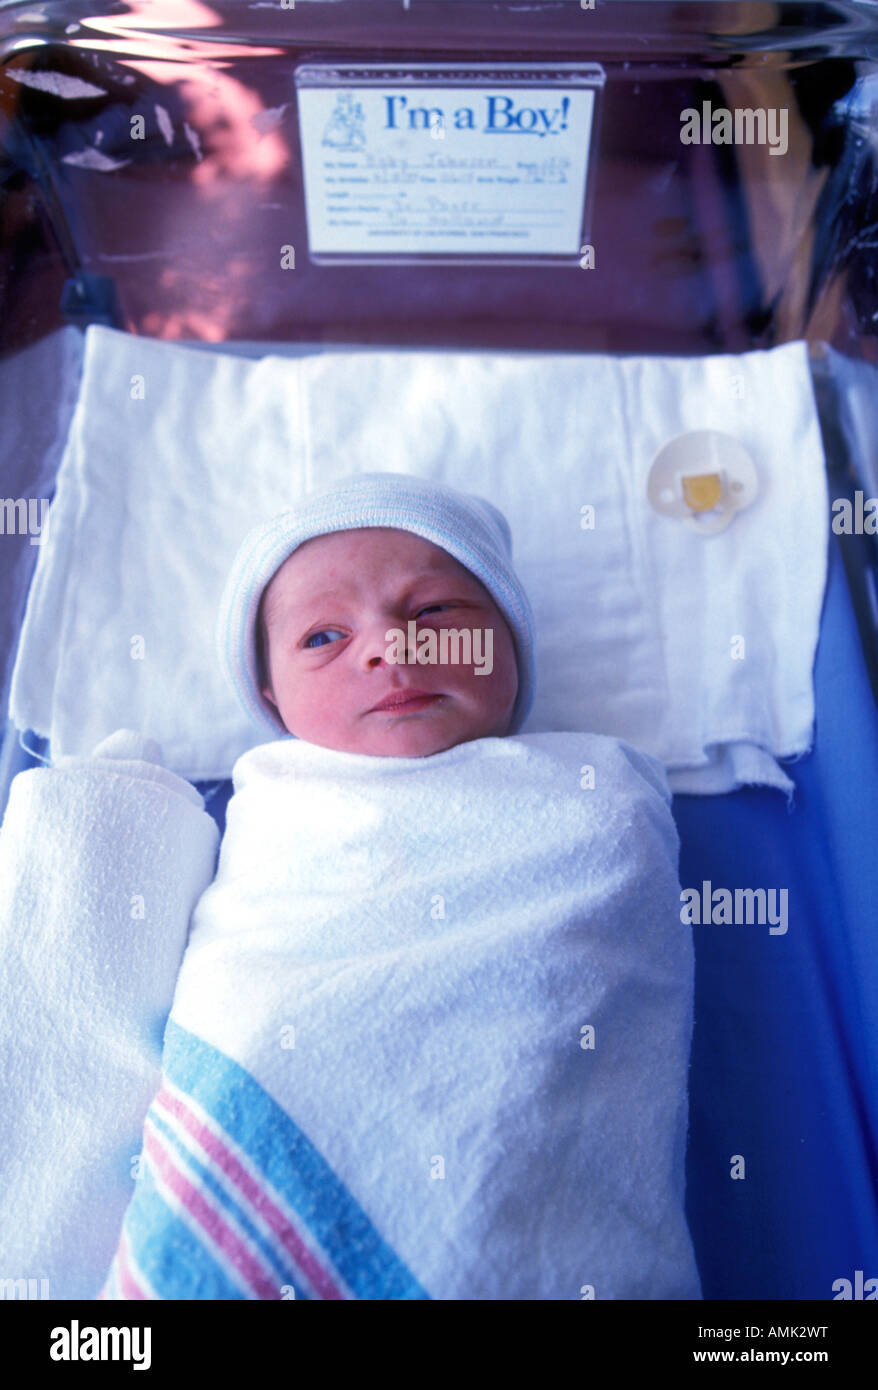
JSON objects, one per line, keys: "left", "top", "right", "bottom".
{"left": 647, "top": 430, "right": 758, "bottom": 535}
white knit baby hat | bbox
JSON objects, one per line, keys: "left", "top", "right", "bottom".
{"left": 217, "top": 471, "right": 537, "bottom": 737}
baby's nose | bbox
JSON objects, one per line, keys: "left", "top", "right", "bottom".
{"left": 365, "top": 616, "right": 414, "bottom": 668}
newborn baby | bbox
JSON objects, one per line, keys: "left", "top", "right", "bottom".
{"left": 255, "top": 527, "right": 520, "bottom": 757}
{"left": 103, "top": 471, "right": 701, "bottom": 1302}
{"left": 221, "top": 469, "right": 538, "bottom": 758}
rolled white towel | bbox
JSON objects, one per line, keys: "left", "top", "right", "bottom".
{"left": 0, "top": 729, "right": 219, "bottom": 1300}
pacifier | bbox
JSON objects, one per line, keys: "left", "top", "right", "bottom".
{"left": 647, "top": 430, "right": 758, "bottom": 535}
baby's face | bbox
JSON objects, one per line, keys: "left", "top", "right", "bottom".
{"left": 259, "top": 527, "right": 519, "bottom": 757}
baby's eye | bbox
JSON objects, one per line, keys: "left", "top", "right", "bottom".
{"left": 415, "top": 604, "right": 452, "bottom": 618}
{"left": 304, "top": 629, "right": 345, "bottom": 649}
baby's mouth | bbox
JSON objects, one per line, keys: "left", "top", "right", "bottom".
{"left": 369, "top": 689, "right": 443, "bottom": 714}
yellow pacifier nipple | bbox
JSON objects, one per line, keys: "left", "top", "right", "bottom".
{"left": 680, "top": 472, "right": 724, "bottom": 513}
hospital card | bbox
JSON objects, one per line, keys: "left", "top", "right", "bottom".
{"left": 294, "top": 63, "right": 604, "bottom": 263}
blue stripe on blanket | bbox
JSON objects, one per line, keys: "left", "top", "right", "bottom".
{"left": 125, "top": 1165, "right": 251, "bottom": 1299}
{"left": 161, "top": 1020, "right": 430, "bottom": 1301}
{"left": 145, "top": 1104, "right": 310, "bottom": 1298}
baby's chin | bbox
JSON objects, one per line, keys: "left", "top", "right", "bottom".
{"left": 284, "top": 718, "right": 504, "bottom": 759}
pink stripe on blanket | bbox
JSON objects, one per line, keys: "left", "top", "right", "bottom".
{"left": 142, "top": 1123, "right": 280, "bottom": 1300}
{"left": 154, "top": 1086, "right": 346, "bottom": 1300}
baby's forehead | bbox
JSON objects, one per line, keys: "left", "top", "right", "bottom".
{"left": 262, "top": 527, "right": 484, "bottom": 622}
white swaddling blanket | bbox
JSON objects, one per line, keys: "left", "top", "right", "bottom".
{"left": 0, "top": 731, "right": 219, "bottom": 1300}
{"left": 120, "top": 731, "right": 701, "bottom": 1300}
